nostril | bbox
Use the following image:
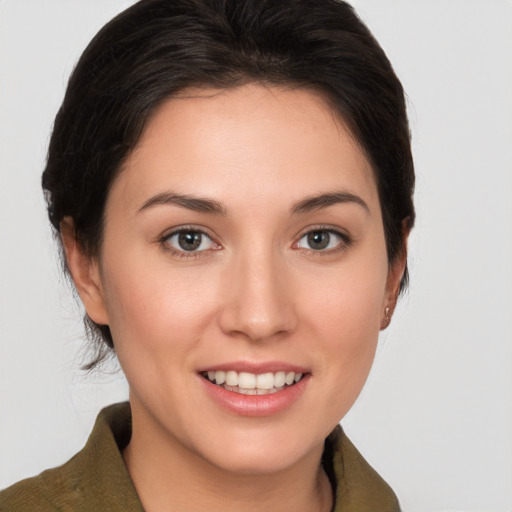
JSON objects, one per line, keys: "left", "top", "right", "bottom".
{"left": 216, "top": 260, "right": 298, "bottom": 340}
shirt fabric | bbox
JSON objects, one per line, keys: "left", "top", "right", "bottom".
{"left": 0, "top": 402, "right": 400, "bottom": 511}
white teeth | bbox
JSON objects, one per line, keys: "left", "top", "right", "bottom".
{"left": 274, "top": 371, "right": 286, "bottom": 388}
{"left": 256, "top": 373, "right": 274, "bottom": 390}
{"left": 225, "top": 371, "right": 238, "bottom": 386}
{"left": 205, "top": 370, "right": 304, "bottom": 393}
{"left": 285, "top": 372, "right": 295, "bottom": 385}
{"left": 238, "top": 372, "right": 256, "bottom": 389}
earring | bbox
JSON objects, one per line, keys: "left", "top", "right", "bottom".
{"left": 384, "top": 306, "right": 391, "bottom": 323}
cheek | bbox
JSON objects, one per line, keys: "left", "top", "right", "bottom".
{"left": 100, "top": 253, "right": 219, "bottom": 358}
{"left": 302, "top": 254, "right": 388, "bottom": 340}
{"left": 313, "top": 278, "right": 382, "bottom": 379}
{"left": 296, "top": 251, "right": 388, "bottom": 407}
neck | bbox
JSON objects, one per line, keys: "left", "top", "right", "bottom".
{"left": 123, "top": 401, "right": 333, "bottom": 512}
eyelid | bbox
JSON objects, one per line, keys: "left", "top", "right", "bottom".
{"left": 159, "top": 225, "right": 222, "bottom": 257}
{"left": 293, "top": 225, "right": 352, "bottom": 252}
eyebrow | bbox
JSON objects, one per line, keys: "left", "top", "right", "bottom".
{"left": 138, "top": 189, "right": 369, "bottom": 216}
{"left": 138, "top": 191, "right": 226, "bottom": 215}
{"left": 292, "top": 191, "right": 370, "bottom": 214}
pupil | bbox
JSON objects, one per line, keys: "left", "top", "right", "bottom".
{"left": 308, "top": 231, "right": 329, "bottom": 250}
{"left": 178, "top": 232, "right": 201, "bottom": 251}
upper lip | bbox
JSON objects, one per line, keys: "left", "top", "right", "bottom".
{"left": 197, "top": 361, "right": 309, "bottom": 374}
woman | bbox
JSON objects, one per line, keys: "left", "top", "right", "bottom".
{"left": 0, "top": 0, "right": 414, "bottom": 510}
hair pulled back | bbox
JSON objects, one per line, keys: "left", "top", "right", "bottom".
{"left": 42, "top": 0, "right": 415, "bottom": 367}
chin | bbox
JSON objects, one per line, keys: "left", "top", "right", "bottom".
{"left": 205, "top": 447, "right": 308, "bottom": 476}
{"left": 189, "top": 423, "right": 325, "bottom": 476}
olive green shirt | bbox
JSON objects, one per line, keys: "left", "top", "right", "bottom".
{"left": 0, "top": 403, "right": 400, "bottom": 511}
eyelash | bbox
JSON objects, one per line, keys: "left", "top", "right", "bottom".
{"left": 294, "top": 226, "right": 352, "bottom": 255}
{"left": 159, "top": 225, "right": 352, "bottom": 259}
{"left": 159, "top": 227, "right": 220, "bottom": 259}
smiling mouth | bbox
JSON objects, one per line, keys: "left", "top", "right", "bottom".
{"left": 201, "top": 370, "right": 304, "bottom": 395}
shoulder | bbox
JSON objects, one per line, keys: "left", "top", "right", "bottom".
{"left": 0, "top": 465, "right": 77, "bottom": 512}
{"left": 328, "top": 426, "right": 401, "bottom": 512}
{"left": 0, "top": 403, "right": 143, "bottom": 512}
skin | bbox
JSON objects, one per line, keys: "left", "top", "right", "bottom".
{"left": 62, "top": 84, "right": 406, "bottom": 512}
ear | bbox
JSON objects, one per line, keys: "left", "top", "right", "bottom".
{"left": 60, "top": 217, "right": 109, "bottom": 326}
{"left": 380, "top": 222, "right": 410, "bottom": 330}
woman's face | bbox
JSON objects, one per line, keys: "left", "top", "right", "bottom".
{"left": 77, "top": 84, "right": 403, "bottom": 474}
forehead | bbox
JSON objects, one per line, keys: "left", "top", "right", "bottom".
{"left": 112, "top": 84, "right": 378, "bottom": 215}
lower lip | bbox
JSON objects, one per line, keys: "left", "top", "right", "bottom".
{"left": 199, "top": 375, "right": 309, "bottom": 417}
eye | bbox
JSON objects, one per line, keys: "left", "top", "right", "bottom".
{"left": 295, "top": 229, "right": 349, "bottom": 252}
{"left": 163, "top": 229, "right": 219, "bottom": 254}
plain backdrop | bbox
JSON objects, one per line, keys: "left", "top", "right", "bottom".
{"left": 1, "top": 1, "right": 511, "bottom": 511}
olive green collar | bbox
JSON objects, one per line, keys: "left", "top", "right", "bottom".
{"left": 1, "top": 402, "right": 399, "bottom": 511}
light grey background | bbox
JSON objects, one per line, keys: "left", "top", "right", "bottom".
{"left": 1, "top": 1, "right": 511, "bottom": 510}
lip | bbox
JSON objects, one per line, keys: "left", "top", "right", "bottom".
{"left": 198, "top": 367, "right": 310, "bottom": 417}
{"left": 197, "top": 361, "right": 309, "bottom": 374}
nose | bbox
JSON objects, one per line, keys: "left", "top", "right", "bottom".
{"left": 218, "top": 247, "right": 297, "bottom": 342}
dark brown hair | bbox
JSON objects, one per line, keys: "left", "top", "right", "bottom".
{"left": 42, "top": 0, "right": 415, "bottom": 367}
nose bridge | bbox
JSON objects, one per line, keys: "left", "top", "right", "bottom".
{"left": 219, "top": 240, "right": 296, "bottom": 341}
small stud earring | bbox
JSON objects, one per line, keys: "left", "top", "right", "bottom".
{"left": 384, "top": 306, "right": 390, "bottom": 322}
